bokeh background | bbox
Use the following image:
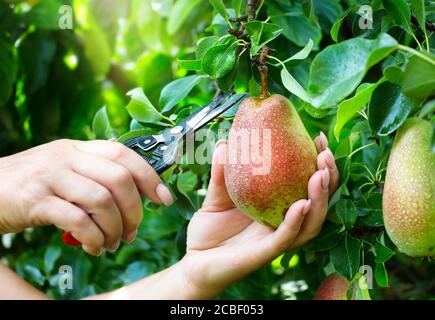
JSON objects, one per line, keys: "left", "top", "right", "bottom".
{"left": 0, "top": 0, "right": 434, "bottom": 299}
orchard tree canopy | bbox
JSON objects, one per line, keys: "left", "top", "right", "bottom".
{"left": 0, "top": 0, "right": 434, "bottom": 300}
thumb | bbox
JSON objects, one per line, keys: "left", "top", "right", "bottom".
{"left": 201, "top": 140, "right": 234, "bottom": 212}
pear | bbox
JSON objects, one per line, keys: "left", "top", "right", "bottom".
{"left": 314, "top": 274, "right": 353, "bottom": 300}
{"left": 383, "top": 117, "right": 435, "bottom": 257}
{"left": 224, "top": 94, "right": 317, "bottom": 228}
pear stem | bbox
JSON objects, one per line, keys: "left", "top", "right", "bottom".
{"left": 258, "top": 47, "right": 270, "bottom": 99}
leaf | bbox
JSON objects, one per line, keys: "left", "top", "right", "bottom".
{"left": 410, "top": 0, "right": 426, "bottom": 31}
{"left": 249, "top": 77, "right": 261, "bottom": 97}
{"left": 177, "top": 171, "right": 198, "bottom": 193}
{"left": 171, "top": 175, "right": 196, "bottom": 220}
{"left": 271, "top": 39, "right": 314, "bottom": 66}
{"left": 196, "top": 36, "right": 219, "bottom": 60}
{"left": 308, "top": 33, "right": 398, "bottom": 108}
{"left": 92, "top": 106, "right": 116, "bottom": 139}
{"left": 307, "top": 223, "right": 344, "bottom": 252}
{"left": 44, "top": 246, "right": 61, "bottom": 275}
{"left": 202, "top": 41, "right": 238, "bottom": 79}
{"left": 280, "top": 67, "right": 310, "bottom": 102}
{"left": 402, "top": 54, "right": 435, "bottom": 100}
{"left": 122, "top": 261, "right": 153, "bottom": 285}
{"left": 245, "top": 21, "right": 283, "bottom": 55}
{"left": 232, "top": 0, "right": 243, "bottom": 16}
{"left": 375, "top": 262, "right": 389, "bottom": 287}
{"left": 383, "top": 0, "right": 413, "bottom": 34}
{"left": 18, "top": 31, "right": 56, "bottom": 94}
{"left": 335, "top": 199, "right": 357, "bottom": 229}
{"left": 330, "top": 7, "right": 353, "bottom": 42}
{"left": 368, "top": 82, "right": 414, "bottom": 136}
{"left": 313, "top": 0, "right": 343, "bottom": 33}
{"left": 374, "top": 240, "right": 395, "bottom": 263}
{"left": 82, "top": 22, "right": 112, "bottom": 77}
{"left": 126, "top": 88, "right": 163, "bottom": 123}
{"left": 167, "top": 0, "right": 202, "bottom": 35}
{"left": 209, "top": 0, "right": 229, "bottom": 21}
{"left": 27, "top": 0, "right": 63, "bottom": 29}
{"left": 330, "top": 233, "right": 361, "bottom": 280}
{"left": 0, "top": 38, "right": 17, "bottom": 105}
{"left": 178, "top": 59, "right": 202, "bottom": 71}
{"left": 268, "top": 1, "right": 322, "bottom": 49}
{"left": 160, "top": 75, "right": 204, "bottom": 113}
{"left": 24, "top": 265, "right": 45, "bottom": 286}
{"left": 334, "top": 78, "right": 386, "bottom": 140}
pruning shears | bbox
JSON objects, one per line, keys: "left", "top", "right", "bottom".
{"left": 62, "top": 91, "right": 248, "bottom": 247}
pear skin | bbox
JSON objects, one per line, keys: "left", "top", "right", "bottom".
{"left": 383, "top": 117, "right": 435, "bottom": 257}
{"left": 314, "top": 274, "right": 353, "bottom": 300}
{"left": 224, "top": 94, "right": 317, "bottom": 228}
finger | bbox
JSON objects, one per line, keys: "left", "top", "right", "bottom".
{"left": 314, "top": 132, "right": 328, "bottom": 154}
{"left": 317, "top": 148, "right": 340, "bottom": 197}
{"left": 265, "top": 199, "right": 310, "bottom": 256}
{"left": 51, "top": 171, "right": 123, "bottom": 250}
{"left": 32, "top": 196, "right": 104, "bottom": 256}
{"left": 73, "top": 140, "right": 173, "bottom": 206}
{"left": 292, "top": 169, "right": 330, "bottom": 248}
{"left": 71, "top": 154, "right": 143, "bottom": 242}
{"left": 201, "top": 140, "right": 235, "bottom": 212}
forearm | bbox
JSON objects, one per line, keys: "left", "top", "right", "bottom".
{"left": 0, "top": 262, "right": 51, "bottom": 299}
{"left": 87, "top": 260, "right": 214, "bottom": 300}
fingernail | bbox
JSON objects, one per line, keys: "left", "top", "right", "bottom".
{"left": 303, "top": 199, "right": 311, "bottom": 216}
{"left": 320, "top": 132, "right": 328, "bottom": 150}
{"left": 156, "top": 183, "right": 174, "bottom": 206}
{"left": 325, "top": 147, "right": 336, "bottom": 171}
{"left": 322, "top": 168, "right": 330, "bottom": 192}
{"left": 126, "top": 230, "right": 137, "bottom": 244}
{"left": 109, "top": 241, "right": 120, "bottom": 252}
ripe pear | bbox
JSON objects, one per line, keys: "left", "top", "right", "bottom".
{"left": 314, "top": 274, "right": 353, "bottom": 300}
{"left": 383, "top": 117, "right": 435, "bottom": 257}
{"left": 224, "top": 94, "right": 317, "bottom": 228}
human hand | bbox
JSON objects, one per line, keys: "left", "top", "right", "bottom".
{"left": 0, "top": 139, "right": 173, "bottom": 255}
{"left": 179, "top": 133, "right": 339, "bottom": 298}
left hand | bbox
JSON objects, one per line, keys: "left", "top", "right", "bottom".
{"left": 179, "top": 133, "right": 339, "bottom": 298}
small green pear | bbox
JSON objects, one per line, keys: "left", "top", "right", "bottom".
{"left": 224, "top": 94, "right": 317, "bottom": 228}
{"left": 314, "top": 274, "right": 354, "bottom": 300}
{"left": 383, "top": 117, "right": 435, "bottom": 257}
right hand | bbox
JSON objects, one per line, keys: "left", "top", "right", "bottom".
{"left": 0, "top": 139, "right": 173, "bottom": 256}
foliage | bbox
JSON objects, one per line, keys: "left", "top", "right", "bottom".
{"left": 0, "top": 0, "right": 434, "bottom": 300}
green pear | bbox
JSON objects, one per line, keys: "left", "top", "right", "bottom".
{"left": 224, "top": 94, "right": 317, "bottom": 228}
{"left": 314, "top": 274, "right": 354, "bottom": 300}
{"left": 383, "top": 117, "right": 435, "bottom": 257}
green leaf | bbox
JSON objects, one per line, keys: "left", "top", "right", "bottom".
{"left": 27, "top": 0, "right": 63, "bottom": 29}
{"left": 167, "top": 0, "right": 202, "bottom": 35}
{"left": 82, "top": 22, "right": 112, "bottom": 77}
{"left": 368, "top": 82, "right": 414, "bottom": 136}
{"left": 383, "top": 0, "right": 413, "bottom": 33}
{"left": 24, "top": 265, "right": 45, "bottom": 286}
{"left": 281, "top": 67, "right": 310, "bottom": 102}
{"left": 268, "top": 1, "right": 322, "bottom": 49}
{"left": 92, "top": 106, "right": 116, "bottom": 139}
{"left": 271, "top": 39, "right": 314, "bottom": 66}
{"left": 402, "top": 54, "right": 435, "bottom": 100}
{"left": 0, "top": 38, "right": 17, "bottom": 105}
{"left": 245, "top": 21, "right": 283, "bottom": 55}
{"left": 313, "top": 0, "right": 343, "bottom": 33}
{"left": 330, "top": 233, "right": 361, "bottom": 280}
{"left": 307, "top": 223, "right": 344, "bottom": 252}
{"left": 196, "top": 36, "right": 220, "bottom": 60}
{"left": 410, "top": 0, "right": 426, "bottom": 31}
{"left": 202, "top": 41, "right": 238, "bottom": 79}
{"left": 177, "top": 171, "right": 198, "bottom": 193}
{"left": 209, "top": 0, "right": 229, "bottom": 21}
{"left": 126, "top": 88, "right": 163, "bottom": 123}
{"left": 44, "top": 246, "right": 61, "bottom": 275}
{"left": 160, "top": 75, "right": 204, "bottom": 113}
{"left": 375, "top": 262, "right": 389, "bottom": 287}
{"left": 334, "top": 78, "right": 386, "bottom": 140}
{"left": 374, "top": 241, "right": 395, "bottom": 263}
{"left": 18, "top": 31, "right": 56, "bottom": 94}
{"left": 330, "top": 7, "right": 353, "bottom": 42}
{"left": 232, "top": 0, "right": 243, "bottom": 16}
{"left": 249, "top": 77, "right": 261, "bottom": 97}
{"left": 122, "top": 261, "right": 153, "bottom": 285}
{"left": 178, "top": 59, "right": 202, "bottom": 71}
{"left": 335, "top": 199, "right": 357, "bottom": 229}
{"left": 308, "top": 33, "right": 398, "bottom": 108}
